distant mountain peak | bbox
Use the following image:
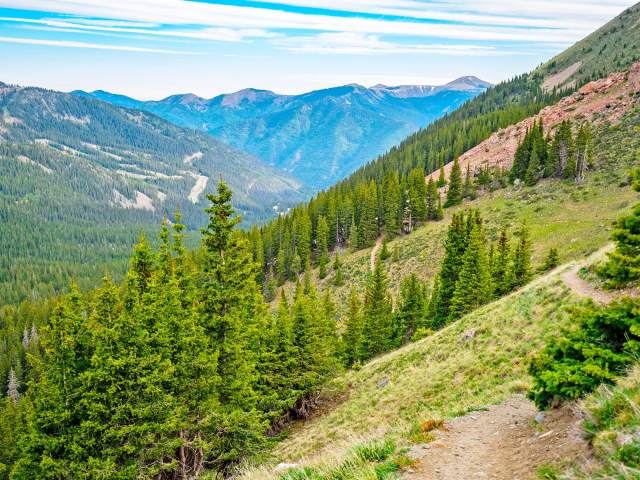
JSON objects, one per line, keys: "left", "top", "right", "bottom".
{"left": 443, "top": 76, "right": 492, "bottom": 91}
{"left": 217, "top": 88, "right": 279, "bottom": 107}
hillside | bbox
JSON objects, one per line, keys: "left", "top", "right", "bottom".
{"left": 75, "top": 77, "right": 490, "bottom": 190}
{"left": 0, "top": 82, "right": 305, "bottom": 304}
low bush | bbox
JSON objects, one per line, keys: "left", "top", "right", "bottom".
{"left": 528, "top": 299, "right": 640, "bottom": 409}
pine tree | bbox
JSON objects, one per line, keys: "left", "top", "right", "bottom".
{"left": 333, "top": 252, "right": 344, "bottom": 286}
{"left": 512, "top": 224, "right": 532, "bottom": 288}
{"left": 408, "top": 168, "right": 427, "bottom": 222}
{"left": 598, "top": 170, "right": 640, "bottom": 286}
{"left": 426, "top": 177, "right": 440, "bottom": 220}
{"left": 492, "top": 227, "right": 512, "bottom": 295}
{"left": 574, "top": 124, "right": 592, "bottom": 183}
{"left": 383, "top": 172, "right": 401, "bottom": 235}
{"left": 541, "top": 247, "right": 560, "bottom": 271}
{"left": 449, "top": 222, "right": 492, "bottom": 320}
{"left": 463, "top": 164, "right": 476, "bottom": 199}
{"left": 342, "top": 287, "right": 364, "bottom": 367}
{"left": 437, "top": 165, "right": 446, "bottom": 187}
{"left": 380, "top": 238, "right": 391, "bottom": 261}
{"left": 199, "top": 181, "right": 266, "bottom": 471}
{"left": 360, "top": 258, "right": 393, "bottom": 359}
{"left": 394, "top": 274, "right": 427, "bottom": 345}
{"left": 524, "top": 142, "right": 542, "bottom": 186}
{"left": 445, "top": 158, "right": 463, "bottom": 207}
{"left": 430, "top": 212, "right": 467, "bottom": 325}
{"left": 316, "top": 216, "right": 329, "bottom": 279}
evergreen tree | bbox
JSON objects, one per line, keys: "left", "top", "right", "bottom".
{"left": 360, "top": 259, "right": 393, "bottom": 359}
{"left": 541, "top": 248, "right": 560, "bottom": 271}
{"left": 512, "top": 224, "right": 533, "bottom": 288}
{"left": 449, "top": 222, "right": 492, "bottom": 320}
{"left": 408, "top": 168, "right": 427, "bottom": 222}
{"left": 380, "top": 238, "right": 391, "bottom": 261}
{"left": 383, "top": 172, "right": 401, "bottom": 235}
{"left": 524, "top": 142, "right": 542, "bottom": 186}
{"left": 316, "top": 216, "right": 329, "bottom": 279}
{"left": 492, "top": 227, "right": 512, "bottom": 295}
{"left": 394, "top": 274, "right": 427, "bottom": 345}
{"left": 437, "top": 165, "right": 446, "bottom": 188}
{"left": 199, "top": 181, "right": 266, "bottom": 471}
{"left": 332, "top": 253, "right": 344, "bottom": 286}
{"left": 598, "top": 170, "right": 640, "bottom": 286}
{"left": 430, "top": 212, "right": 468, "bottom": 325}
{"left": 574, "top": 124, "right": 592, "bottom": 183}
{"left": 426, "top": 177, "right": 440, "bottom": 220}
{"left": 463, "top": 164, "right": 476, "bottom": 199}
{"left": 445, "top": 158, "right": 463, "bottom": 207}
{"left": 342, "top": 288, "right": 363, "bottom": 367}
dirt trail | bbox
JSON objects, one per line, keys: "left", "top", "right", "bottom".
{"left": 405, "top": 396, "right": 590, "bottom": 480}
{"left": 560, "top": 264, "right": 614, "bottom": 304}
{"left": 370, "top": 237, "right": 383, "bottom": 271}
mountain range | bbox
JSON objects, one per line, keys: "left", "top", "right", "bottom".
{"left": 74, "top": 76, "right": 490, "bottom": 190}
{"left": 0, "top": 82, "right": 304, "bottom": 303}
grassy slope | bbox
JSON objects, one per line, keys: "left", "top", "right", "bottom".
{"left": 247, "top": 109, "right": 640, "bottom": 478}
{"left": 280, "top": 109, "right": 640, "bottom": 318}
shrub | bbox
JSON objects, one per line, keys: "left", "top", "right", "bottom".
{"left": 528, "top": 299, "right": 640, "bottom": 409}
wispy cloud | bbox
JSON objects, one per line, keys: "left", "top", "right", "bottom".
{"left": 0, "top": 0, "right": 624, "bottom": 44}
{"left": 0, "top": 35, "right": 202, "bottom": 54}
{"left": 272, "top": 32, "right": 516, "bottom": 56}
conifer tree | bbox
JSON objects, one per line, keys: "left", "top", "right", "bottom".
{"left": 512, "top": 224, "right": 532, "bottom": 288}
{"left": 430, "top": 212, "right": 467, "bottom": 325}
{"left": 394, "top": 274, "right": 427, "bottom": 345}
{"left": 463, "top": 164, "right": 476, "bottom": 199}
{"left": 342, "top": 287, "right": 363, "bottom": 367}
{"left": 437, "top": 165, "right": 446, "bottom": 187}
{"left": 380, "top": 238, "right": 391, "bottom": 261}
{"left": 445, "top": 158, "right": 463, "bottom": 207}
{"left": 408, "top": 168, "right": 427, "bottom": 222}
{"left": 316, "top": 216, "right": 329, "bottom": 279}
{"left": 598, "top": 170, "right": 640, "bottom": 286}
{"left": 383, "top": 172, "right": 401, "bottom": 235}
{"left": 492, "top": 227, "right": 512, "bottom": 295}
{"left": 360, "top": 258, "right": 393, "bottom": 359}
{"left": 574, "top": 124, "right": 592, "bottom": 183}
{"left": 426, "top": 177, "right": 440, "bottom": 220}
{"left": 541, "top": 247, "right": 560, "bottom": 271}
{"left": 449, "top": 222, "right": 492, "bottom": 320}
{"left": 332, "top": 252, "right": 344, "bottom": 286}
{"left": 199, "top": 181, "right": 266, "bottom": 470}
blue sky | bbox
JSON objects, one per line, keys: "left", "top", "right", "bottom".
{"left": 0, "top": 0, "right": 635, "bottom": 99}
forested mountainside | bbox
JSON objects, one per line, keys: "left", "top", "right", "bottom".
{"left": 252, "top": 2, "right": 640, "bottom": 281}
{"left": 75, "top": 77, "right": 490, "bottom": 190}
{"left": 0, "top": 83, "right": 304, "bottom": 304}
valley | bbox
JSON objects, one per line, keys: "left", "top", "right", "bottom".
{"left": 2, "top": 2, "right": 640, "bottom": 480}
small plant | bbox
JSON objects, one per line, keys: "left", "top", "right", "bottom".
{"left": 352, "top": 439, "right": 396, "bottom": 463}
{"left": 408, "top": 418, "right": 444, "bottom": 443}
{"left": 536, "top": 463, "right": 560, "bottom": 479}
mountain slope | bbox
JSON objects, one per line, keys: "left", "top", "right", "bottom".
{"left": 0, "top": 82, "right": 305, "bottom": 304}
{"left": 75, "top": 77, "right": 490, "bottom": 190}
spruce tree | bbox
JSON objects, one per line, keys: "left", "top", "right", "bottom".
{"left": 383, "top": 172, "right": 401, "bottom": 235}
{"left": 426, "top": 177, "right": 439, "bottom": 220}
{"left": 492, "top": 227, "right": 512, "bottom": 295}
{"left": 598, "top": 170, "right": 640, "bottom": 286}
{"left": 524, "top": 142, "right": 542, "bottom": 186}
{"left": 333, "top": 252, "right": 344, "bottom": 286}
{"left": 394, "top": 274, "right": 427, "bottom": 345}
{"left": 512, "top": 224, "right": 533, "bottom": 288}
{"left": 408, "top": 168, "right": 427, "bottom": 222}
{"left": 437, "top": 165, "right": 446, "bottom": 187}
{"left": 445, "top": 158, "right": 463, "bottom": 207}
{"left": 541, "top": 248, "right": 560, "bottom": 271}
{"left": 342, "top": 287, "right": 364, "bottom": 367}
{"left": 430, "top": 212, "right": 467, "bottom": 325}
{"left": 6, "top": 368, "right": 19, "bottom": 403}
{"left": 316, "top": 216, "right": 329, "bottom": 279}
{"left": 199, "top": 181, "right": 266, "bottom": 471}
{"left": 360, "top": 258, "right": 393, "bottom": 359}
{"left": 449, "top": 222, "right": 492, "bottom": 320}
{"left": 463, "top": 164, "right": 476, "bottom": 199}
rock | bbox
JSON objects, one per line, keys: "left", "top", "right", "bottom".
{"left": 274, "top": 463, "right": 300, "bottom": 473}
{"left": 377, "top": 377, "right": 390, "bottom": 389}
{"left": 462, "top": 329, "right": 476, "bottom": 341}
{"left": 534, "top": 412, "right": 545, "bottom": 424}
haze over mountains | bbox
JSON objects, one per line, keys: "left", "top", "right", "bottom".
{"left": 75, "top": 76, "right": 490, "bottom": 189}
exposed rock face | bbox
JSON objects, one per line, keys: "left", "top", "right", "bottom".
{"left": 428, "top": 63, "right": 640, "bottom": 184}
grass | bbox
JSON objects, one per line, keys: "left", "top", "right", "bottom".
{"left": 242, "top": 269, "right": 586, "bottom": 479}
{"left": 561, "top": 365, "right": 640, "bottom": 479}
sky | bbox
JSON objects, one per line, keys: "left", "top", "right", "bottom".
{"left": 0, "top": 0, "right": 636, "bottom": 99}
